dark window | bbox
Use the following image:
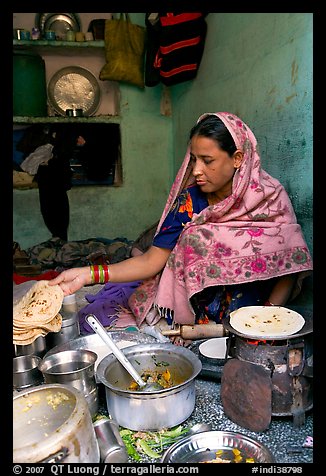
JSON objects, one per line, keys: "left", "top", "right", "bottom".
{"left": 13, "top": 122, "right": 122, "bottom": 187}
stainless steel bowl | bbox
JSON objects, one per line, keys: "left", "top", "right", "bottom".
{"left": 14, "top": 335, "right": 47, "bottom": 358}
{"left": 161, "top": 430, "right": 275, "bottom": 463}
{"left": 39, "top": 349, "right": 98, "bottom": 417}
{"left": 97, "top": 343, "right": 202, "bottom": 431}
{"left": 13, "top": 355, "right": 44, "bottom": 390}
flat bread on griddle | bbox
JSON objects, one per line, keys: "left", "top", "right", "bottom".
{"left": 229, "top": 306, "right": 305, "bottom": 338}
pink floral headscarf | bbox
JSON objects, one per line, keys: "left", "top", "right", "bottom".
{"left": 128, "top": 112, "right": 313, "bottom": 326}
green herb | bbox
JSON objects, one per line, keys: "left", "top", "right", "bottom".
{"left": 119, "top": 425, "right": 189, "bottom": 462}
{"left": 138, "top": 440, "right": 161, "bottom": 458}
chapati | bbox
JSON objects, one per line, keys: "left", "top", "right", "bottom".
{"left": 229, "top": 306, "right": 305, "bottom": 338}
{"left": 13, "top": 280, "right": 63, "bottom": 325}
{"left": 13, "top": 280, "right": 64, "bottom": 346}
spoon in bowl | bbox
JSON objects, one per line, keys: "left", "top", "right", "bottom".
{"left": 85, "top": 314, "right": 164, "bottom": 392}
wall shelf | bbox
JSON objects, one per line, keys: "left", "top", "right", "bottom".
{"left": 13, "top": 115, "right": 121, "bottom": 125}
{"left": 13, "top": 39, "right": 105, "bottom": 56}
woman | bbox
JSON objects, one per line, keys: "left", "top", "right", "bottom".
{"left": 49, "top": 112, "right": 313, "bottom": 344}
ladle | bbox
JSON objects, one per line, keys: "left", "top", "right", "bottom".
{"left": 85, "top": 314, "right": 164, "bottom": 392}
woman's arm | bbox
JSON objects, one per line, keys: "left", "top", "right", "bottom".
{"left": 266, "top": 274, "right": 296, "bottom": 306}
{"left": 49, "top": 245, "right": 171, "bottom": 295}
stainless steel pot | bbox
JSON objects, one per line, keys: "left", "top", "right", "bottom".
{"left": 96, "top": 343, "right": 202, "bottom": 431}
{"left": 13, "top": 384, "right": 100, "bottom": 463}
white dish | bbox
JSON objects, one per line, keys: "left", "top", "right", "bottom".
{"left": 199, "top": 337, "right": 228, "bottom": 360}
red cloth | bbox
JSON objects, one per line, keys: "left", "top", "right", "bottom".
{"left": 13, "top": 270, "right": 60, "bottom": 284}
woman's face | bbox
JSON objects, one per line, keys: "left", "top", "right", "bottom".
{"left": 190, "top": 135, "right": 240, "bottom": 198}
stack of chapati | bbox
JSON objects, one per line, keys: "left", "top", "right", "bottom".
{"left": 13, "top": 280, "right": 64, "bottom": 345}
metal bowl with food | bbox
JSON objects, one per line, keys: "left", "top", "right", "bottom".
{"left": 13, "top": 383, "right": 100, "bottom": 463}
{"left": 97, "top": 343, "right": 202, "bottom": 431}
{"left": 161, "top": 430, "right": 275, "bottom": 463}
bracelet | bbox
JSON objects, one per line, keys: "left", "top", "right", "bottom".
{"left": 90, "top": 265, "right": 110, "bottom": 284}
{"left": 264, "top": 300, "right": 275, "bottom": 306}
{"left": 90, "top": 265, "right": 95, "bottom": 284}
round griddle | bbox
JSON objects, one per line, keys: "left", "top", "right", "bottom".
{"left": 224, "top": 306, "right": 313, "bottom": 340}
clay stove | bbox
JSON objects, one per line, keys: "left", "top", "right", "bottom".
{"left": 221, "top": 307, "right": 313, "bottom": 431}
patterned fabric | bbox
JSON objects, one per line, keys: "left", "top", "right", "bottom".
{"left": 153, "top": 184, "right": 208, "bottom": 249}
{"left": 127, "top": 112, "right": 313, "bottom": 326}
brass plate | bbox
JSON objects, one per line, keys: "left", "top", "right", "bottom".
{"left": 47, "top": 66, "right": 101, "bottom": 117}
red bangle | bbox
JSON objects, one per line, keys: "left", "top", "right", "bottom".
{"left": 264, "top": 300, "right": 275, "bottom": 306}
{"left": 93, "top": 265, "right": 100, "bottom": 283}
{"left": 103, "top": 265, "right": 110, "bottom": 283}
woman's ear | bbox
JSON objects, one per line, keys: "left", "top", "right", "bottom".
{"left": 233, "top": 150, "right": 244, "bottom": 169}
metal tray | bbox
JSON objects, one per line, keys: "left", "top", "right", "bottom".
{"left": 161, "top": 430, "right": 275, "bottom": 463}
{"left": 45, "top": 330, "right": 158, "bottom": 380}
{"left": 47, "top": 66, "right": 101, "bottom": 117}
{"left": 36, "top": 13, "right": 81, "bottom": 39}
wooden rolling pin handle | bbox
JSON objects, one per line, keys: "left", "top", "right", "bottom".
{"left": 162, "top": 324, "right": 225, "bottom": 339}
{"left": 161, "top": 329, "right": 181, "bottom": 337}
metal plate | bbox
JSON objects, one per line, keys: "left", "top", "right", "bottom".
{"left": 161, "top": 430, "right": 275, "bottom": 463}
{"left": 36, "top": 13, "right": 81, "bottom": 39}
{"left": 47, "top": 66, "right": 101, "bottom": 116}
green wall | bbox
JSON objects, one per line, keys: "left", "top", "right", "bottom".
{"left": 14, "top": 13, "right": 313, "bottom": 305}
{"left": 170, "top": 12, "right": 313, "bottom": 305}
{"left": 171, "top": 13, "right": 312, "bottom": 251}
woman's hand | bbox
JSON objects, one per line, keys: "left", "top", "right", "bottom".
{"left": 48, "top": 266, "right": 91, "bottom": 295}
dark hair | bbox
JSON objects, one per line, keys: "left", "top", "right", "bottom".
{"left": 189, "top": 114, "right": 236, "bottom": 156}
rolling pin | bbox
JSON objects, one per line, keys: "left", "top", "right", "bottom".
{"left": 161, "top": 323, "right": 226, "bottom": 340}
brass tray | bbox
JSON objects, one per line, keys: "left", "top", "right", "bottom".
{"left": 47, "top": 66, "right": 101, "bottom": 116}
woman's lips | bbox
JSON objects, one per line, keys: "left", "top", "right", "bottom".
{"left": 196, "top": 180, "right": 206, "bottom": 186}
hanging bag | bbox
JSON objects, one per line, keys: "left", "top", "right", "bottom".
{"left": 146, "top": 12, "right": 207, "bottom": 87}
{"left": 99, "top": 13, "right": 146, "bottom": 88}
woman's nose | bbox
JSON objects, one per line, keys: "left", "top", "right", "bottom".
{"left": 192, "top": 162, "right": 203, "bottom": 177}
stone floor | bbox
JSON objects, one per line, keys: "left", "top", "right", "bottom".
{"left": 76, "top": 285, "right": 314, "bottom": 464}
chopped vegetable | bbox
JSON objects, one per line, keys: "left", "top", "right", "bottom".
{"left": 162, "top": 369, "right": 171, "bottom": 382}
{"left": 138, "top": 440, "right": 161, "bottom": 458}
{"left": 119, "top": 425, "right": 189, "bottom": 461}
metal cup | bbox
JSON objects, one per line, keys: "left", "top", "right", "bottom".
{"left": 13, "top": 355, "right": 44, "bottom": 390}
{"left": 93, "top": 418, "right": 128, "bottom": 463}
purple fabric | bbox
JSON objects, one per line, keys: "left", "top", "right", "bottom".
{"left": 78, "top": 281, "right": 141, "bottom": 334}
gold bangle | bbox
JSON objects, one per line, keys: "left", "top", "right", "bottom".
{"left": 98, "top": 265, "right": 105, "bottom": 284}
{"left": 90, "top": 265, "right": 95, "bottom": 284}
